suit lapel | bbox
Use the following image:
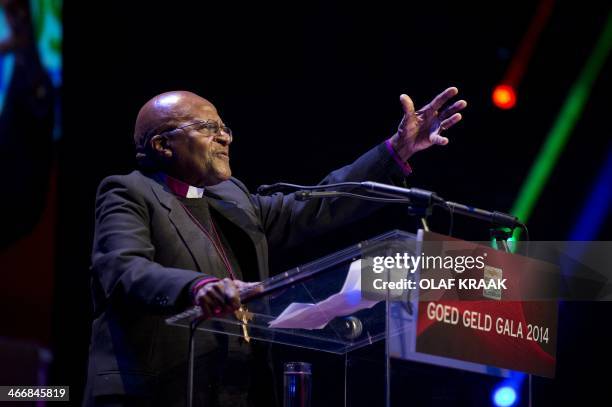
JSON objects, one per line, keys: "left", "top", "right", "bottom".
{"left": 148, "top": 176, "right": 268, "bottom": 280}
{"left": 205, "top": 195, "right": 270, "bottom": 280}
{"left": 205, "top": 196, "right": 259, "bottom": 236}
{"left": 149, "top": 179, "right": 219, "bottom": 274}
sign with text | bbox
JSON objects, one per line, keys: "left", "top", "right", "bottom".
{"left": 413, "top": 232, "right": 558, "bottom": 378}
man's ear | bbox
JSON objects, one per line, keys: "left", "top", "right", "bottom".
{"left": 150, "top": 134, "right": 173, "bottom": 158}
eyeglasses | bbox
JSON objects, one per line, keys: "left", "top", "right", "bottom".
{"left": 161, "top": 120, "right": 233, "bottom": 142}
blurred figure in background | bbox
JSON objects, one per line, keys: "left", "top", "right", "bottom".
{"left": 0, "top": 0, "right": 54, "bottom": 248}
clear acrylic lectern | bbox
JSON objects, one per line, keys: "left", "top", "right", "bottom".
{"left": 167, "top": 229, "right": 555, "bottom": 406}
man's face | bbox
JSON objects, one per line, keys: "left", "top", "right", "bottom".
{"left": 166, "top": 103, "right": 232, "bottom": 187}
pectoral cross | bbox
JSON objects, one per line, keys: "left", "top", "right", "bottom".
{"left": 234, "top": 305, "right": 254, "bottom": 343}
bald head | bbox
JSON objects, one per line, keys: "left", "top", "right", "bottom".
{"left": 134, "top": 90, "right": 217, "bottom": 151}
{"left": 133, "top": 90, "right": 232, "bottom": 186}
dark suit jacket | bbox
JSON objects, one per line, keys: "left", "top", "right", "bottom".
{"left": 84, "top": 142, "right": 406, "bottom": 403}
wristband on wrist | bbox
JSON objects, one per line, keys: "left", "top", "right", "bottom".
{"left": 385, "top": 138, "right": 413, "bottom": 175}
{"left": 191, "top": 277, "right": 220, "bottom": 304}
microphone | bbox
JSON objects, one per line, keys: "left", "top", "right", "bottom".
{"left": 359, "top": 182, "right": 445, "bottom": 205}
{"left": 258, "top": 181, "right": 522, "bottom": 230}
{"left": 444, "top": 201, "right": 522, "bottom": 229}
{"left": 257, "top": 183, "right": 294, "bottom": 195}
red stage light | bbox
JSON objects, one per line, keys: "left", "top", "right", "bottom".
{"left": 492, "top": 85, "right": 517, "bottom": 109}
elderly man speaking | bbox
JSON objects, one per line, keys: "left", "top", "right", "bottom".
{"left": 84, "top": 88, "right": 466, "bottom": 406}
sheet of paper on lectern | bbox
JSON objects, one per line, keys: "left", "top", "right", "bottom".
{"left": 268, "top": 260, "right": 379, "bottom": 329}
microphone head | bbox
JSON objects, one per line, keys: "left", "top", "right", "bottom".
{"left": 256, "top": 184, "right": 272, "bottom": 194}
{"left": 257, "top": 184, "right": 283, "bottom": 195}
{"left": 492, "top": 211, "right": 522, "bottom": 229}
{"left": 257, "top": 183, "right": 302, "bottom": 195}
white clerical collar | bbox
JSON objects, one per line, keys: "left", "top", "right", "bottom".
{"left": 158, "top": 173, "right": 205, "bottom": 198}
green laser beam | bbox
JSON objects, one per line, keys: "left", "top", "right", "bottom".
{"left": 511, "top": 11, "right": 612, "bottom": 240}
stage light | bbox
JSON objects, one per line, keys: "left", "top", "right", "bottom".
{"left": 493, "top": 386, "right": 517, "bottom": 407}
{"left": 492, "top": 0, "right": 555, "bottom": 112}
{"left": 492, "top": 85, "right": 517, "bottom": 109}
{"left": 570, "top": 145, "right": 612, "bottom": 240}
{"left": 511, "top": 13, "right": 612, "bottom": 241}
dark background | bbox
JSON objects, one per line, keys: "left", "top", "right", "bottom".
{"left": 29, "top": 0, "right": 612, "bottom": 405}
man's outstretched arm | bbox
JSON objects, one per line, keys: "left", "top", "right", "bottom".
{"left": 253, "top": 87, "right": 467, "bottom": 250}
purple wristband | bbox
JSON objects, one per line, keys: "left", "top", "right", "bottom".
{"left": 191, "top": 277, "right": 220, "bottom": 304}
{"left": 385, "top": 138, "right": 413, "bottom": 175}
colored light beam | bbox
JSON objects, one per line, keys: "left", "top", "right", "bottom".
{"left": 504, "top": 0, "right": 556, "bottom": 87}
{"left": 492, "top": 84, "right": 517, "bottom": 109}
{"left": 570, "top": 145, "right": 612, "bottom": 240}
{"left": 492, "top": 372, "right": 525, "bottom": 407}
{"left": 493, "top": 386, "right": 517, "bottom": 407}
{"left": 492, "top": 0, "right": 555, "bottom": 109}
{"left": 511, "top": 11, "right": 612, "bottom": 239}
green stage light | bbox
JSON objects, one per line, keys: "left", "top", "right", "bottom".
{"left": 511, "top": 12, "right": 612, "bottom": 240}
